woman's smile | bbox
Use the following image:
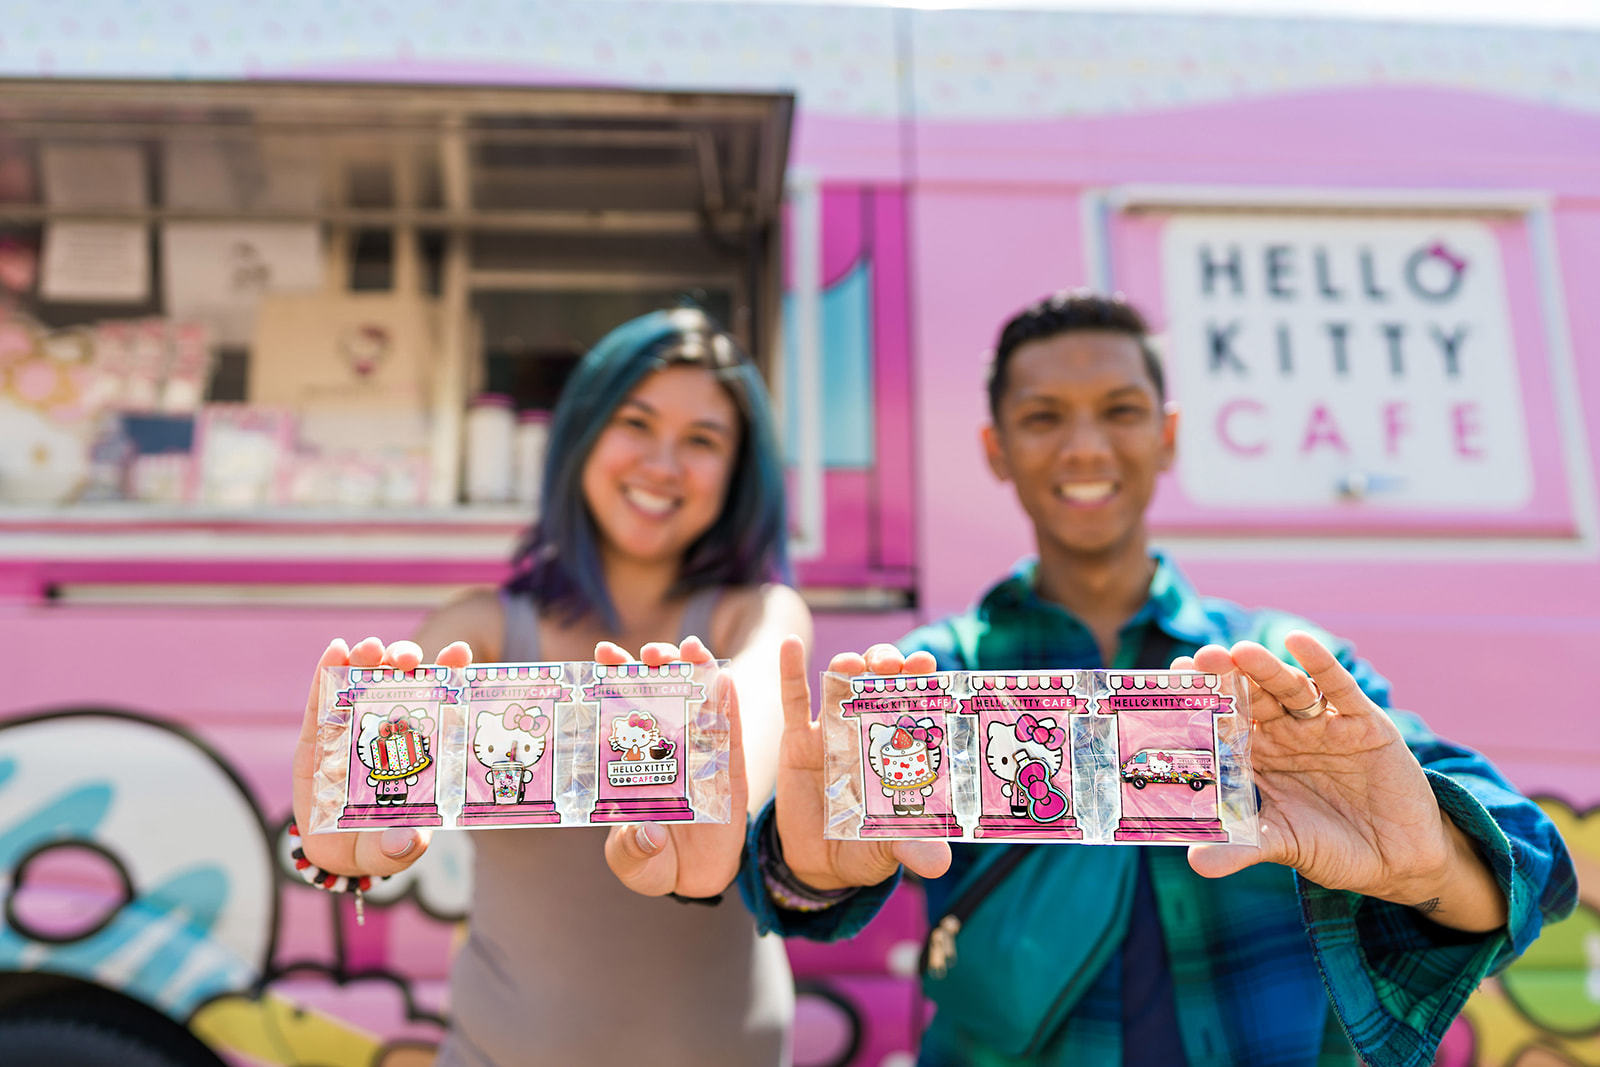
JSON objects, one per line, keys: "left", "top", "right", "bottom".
{"left": 621, "top": 484, "right": 682, "bottom": 518}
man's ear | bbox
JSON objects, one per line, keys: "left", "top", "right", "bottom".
{"left": 982, "top": 424, "right": 1011, "bottom": 482}
{"left": 1159, "top": 403, "right": 1180, "bottom": 472}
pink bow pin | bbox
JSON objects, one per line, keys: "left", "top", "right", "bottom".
{"left": 627, "top": 711, "right": 655, "bottom": 731}
{"left": 503, "top": 708, "right": 549, "bottom": 735}
{"left": 380, "top": 712, "right": 434, "bottom": 738}
{"left": 1014, "top": 714, "right": 1066, "bottom": 750}
{"left": 894, "top": 715, "right": 943, "bottom": 748}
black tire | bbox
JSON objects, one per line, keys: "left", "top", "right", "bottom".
{"left": 1130, "top": 776, "right": 1147, "bottom": 789}
{"left": 0, "top": 1016, "right": 189, "bottom": 1067}
{"left": 1189, "top": 779, "right": 1207, "bottom": 792}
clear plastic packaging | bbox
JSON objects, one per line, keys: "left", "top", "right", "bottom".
{"left": 823, "top": 668, "right": 1257, "bottom": 845}
{"left": 307, "top": 659, "right": 731, "bottom": 833}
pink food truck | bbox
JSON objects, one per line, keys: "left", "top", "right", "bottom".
{"left": 1121, "top": 749, "right": 1214, "bottom": 791}
{"left": 1, "top": 3, "right": 1596, "bottom": 1066}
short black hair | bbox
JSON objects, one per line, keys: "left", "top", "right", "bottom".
{"left": 987, "top": 291, "right": 1166, "bottom": 420}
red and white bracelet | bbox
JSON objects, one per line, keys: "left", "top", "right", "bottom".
{"left": 287, "top": 822, "right": 385, "bottom": 924}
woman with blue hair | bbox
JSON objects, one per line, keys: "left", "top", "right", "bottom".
{"left": 291, "top": 307, "right": 810, "bottom": 1065}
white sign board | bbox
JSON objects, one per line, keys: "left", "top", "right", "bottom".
{"left": 161, "top": 223, "right": 323, "bottom": 346}
{"left": 1161, "top": 216, "right": 1532, "bottom": 510}
{"left": 39, "top": 222, "right": 150, "bottom": 303}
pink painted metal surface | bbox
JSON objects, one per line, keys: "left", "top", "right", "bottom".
{"left": 0, "top": 7, "right": 1596, "bottom": 1067}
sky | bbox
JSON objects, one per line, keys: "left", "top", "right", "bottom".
{"left": 672, "top": 0, "right": 1600, "bottom": 29}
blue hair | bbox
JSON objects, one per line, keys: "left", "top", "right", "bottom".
{"left": 504, "top": 308, "right": 791, "bottom": 628}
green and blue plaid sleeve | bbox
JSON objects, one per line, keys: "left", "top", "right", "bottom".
{"left": 735, "top": 799, "right": 901, "bottom": 940}
{"left": 734, "top": 616, "right": 966, "bottom": 941}
{"left": 1298, "top": 709, "right": 1578, "bottom": 1067}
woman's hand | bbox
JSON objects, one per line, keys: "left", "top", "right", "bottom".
{"left": 600, "top": 636, "right": 750, "bottom": 898}
{"left": 771, "top": 637, "right": 953, "bottom": 891}
{"left": 1181, "top": 631, "right": 1507, "bottom": 933}
{"left": 291, "top": 635, "right": 472, "bottom": 879}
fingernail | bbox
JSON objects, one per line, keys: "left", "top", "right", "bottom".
{"left": 381, "top": 828, "right": 417, "bottom": 858}
{"left": 635, "top": 824, "right": 665, "bottom": 854}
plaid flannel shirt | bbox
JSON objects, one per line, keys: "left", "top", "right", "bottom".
{"left": 738, "top": 554, "right": 1576, "bottom": 1067}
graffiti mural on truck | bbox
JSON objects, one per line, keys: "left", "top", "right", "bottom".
{"left": 0, "top": 711, "right": 455, "bottom": 1065}
{"left": 1442, "top": 798, "right": 1600, "bottom": 1067}
{"left": 0, "top": 710, "right": 913, "bottom": 1067}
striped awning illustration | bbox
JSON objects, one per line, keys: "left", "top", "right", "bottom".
{"left": 850, "top": 674, "right": 952, "bottom": 695}
{"left": 968, "top": 673, "right": 1075, "bottom": 691}
{"left": 465, "top": 664, "right": 566, "bottom": 681}
{"left": 1106, "top": 671, "right": 1219, "bottom": 691}
{"left": 348, "top": 665, "right": 454, "bottom": 685}
{"left": 592, "top": 662, "right": 695, "bottom": 679}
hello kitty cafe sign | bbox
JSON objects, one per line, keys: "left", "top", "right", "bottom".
{"left": 1160, "top": 215, "right": 1532, "bottom": 511}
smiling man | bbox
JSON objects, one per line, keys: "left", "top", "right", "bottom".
{"left": 679, "top": 291, "right": 1578, "bottom": 1067}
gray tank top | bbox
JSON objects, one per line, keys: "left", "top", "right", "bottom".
{"left": 436, "top": 588, "right": 794, "bottom": 1067}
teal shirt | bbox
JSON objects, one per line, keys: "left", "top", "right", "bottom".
{"left": 738, "top": 554, "right": 1577, "bottom": 1067}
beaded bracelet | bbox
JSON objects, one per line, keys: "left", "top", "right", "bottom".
{"left": 759, "top": 815, "right": 857, "bottom": 914}
{"left": 668, "top": 890, "right": 724, "bottom": 906}
{"left": 286, "top": 822, "right": 386, "bottom": 925}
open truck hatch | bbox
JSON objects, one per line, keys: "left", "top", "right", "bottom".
{"left": 0, "top": 78, "right": 792, "bottom": 351}
{"left": 0, "top": 78, "right": 794, "bottom": 511}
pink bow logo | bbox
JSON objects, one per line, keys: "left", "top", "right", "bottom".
{"left": 1426, "top": 241, "right": 1467, "bottom": 275}
{"left": 502, "top": 707, "right": 549, "bottom": 735}
{"left": 627, "top": 711, "right": 655, "bottom": 731}
{"left": 1014, "top": 714, "right": 1065, "bottom": 750}
{"left": 894, "top": 715, "right": 942, "bottom": 748}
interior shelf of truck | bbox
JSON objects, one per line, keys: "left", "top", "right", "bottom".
{"left": 0, "top": 78, "right": 794, "bottom": 573}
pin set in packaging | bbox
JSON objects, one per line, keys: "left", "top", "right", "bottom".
{"left": 307, "top": 660, "right": 731, "bottom": 833}
{"left": 822, "top": 669, "right": 1257, "bottom": 845}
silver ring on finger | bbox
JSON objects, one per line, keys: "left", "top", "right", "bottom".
{"left": 1284, "top": 681, "right": 1329, "bottom": 720}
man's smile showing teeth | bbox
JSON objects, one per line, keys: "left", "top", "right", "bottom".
{"left": 1055, "top": 481, "right": 1116, "bottom": 505}
{"left": 622, "top": 486, "right": 679, "bottom": 516}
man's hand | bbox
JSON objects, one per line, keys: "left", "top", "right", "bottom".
{"left": 1182, "top": 631, "right": 1507, "bottom": 933}
{"left": 292, "top": 636, "right": 472, "bottom": 879}
{"left": 772, "top": 637, "right": 953, "bottom": 892}
{"left": 601, "top": 637, "right": 749, "bottom": 898}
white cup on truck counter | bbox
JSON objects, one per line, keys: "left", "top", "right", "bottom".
{"left": 512, "top": 410, "right": 550, "bottom": 511}
{"left": 464, "top": 392, "right": 514, "bottom": 504}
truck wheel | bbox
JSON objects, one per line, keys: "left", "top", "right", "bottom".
{"left": 1188, "top": 779, "right": 1206, "bottom": 791}
{"left": 1130, "top": 776, "right": 1147, "bottom": 789}
{"left": 0, "top": 1016, "right": 193, "bottom": 1067}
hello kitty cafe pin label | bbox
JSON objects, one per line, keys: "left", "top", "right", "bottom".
{"left": 584, "top": 663, "right": 706, "bottom": 824}
{"left": 334, "top": 666, "right": 459, "bottom": 829}
{"left": 459, "top": 665, "right": 572, "bottom": 826}
{"left": 1098, "top": 671, "right": 1236, "bottom": 842}
{"left": 842, "top": 674, "right": 960, "bottom": 839}
{"left": 961, "top": 672, "right": 1083, "bottom": 840}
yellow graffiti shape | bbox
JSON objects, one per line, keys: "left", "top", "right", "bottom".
{"left": 1459, "top": 797, "right": 1600, "bottom": 1067}
{"left": 192, "top": 991, "right": 383, "bottom": 1067}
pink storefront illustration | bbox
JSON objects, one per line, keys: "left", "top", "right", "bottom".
{"left": 842, "top": 675, "right": 960, "bottom": 838}
{"left": 963, "top": 672, "right": 1083, "bottom": 840}
{"left": 1100, "top": 672, "right": 1236, "bottom": 842}
{"left": 458, "top": 664, "right": 571, "bottom": 826}
{"left": 335, "top": 666, "right": 457, "bottom": 829}
{"left": 585, "top": 662, "right": 703, "bottom": 824}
